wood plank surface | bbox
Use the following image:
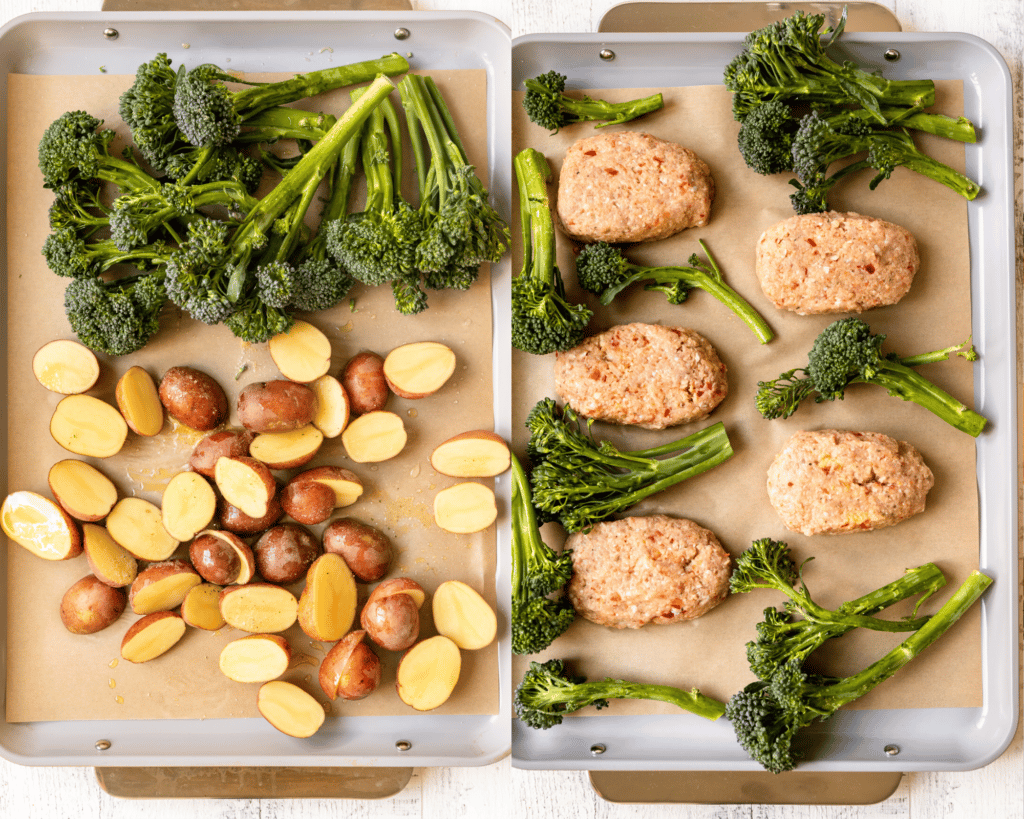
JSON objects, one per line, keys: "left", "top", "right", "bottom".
{"left": 0, "top": 0, "right": 1019, "bottom": 817}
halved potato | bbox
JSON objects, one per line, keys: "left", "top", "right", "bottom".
{"left": 249, "top": 426, "right": 324, "bottom": 470}
{"left": 105, "top": 497, "right": 179, "bottom": 561}
{"left": 115, "top": 365, "right": 165, "bottom": 437}
{"left": 1, "top": 490, "right": 82, "bottom": 560}
{"left": 319, "top": 630, "right": 380, "bottom": 701}
{"left": 430, "top": 431, "right": 510, "bottom": 478}
{"left": 47, "top": 459, "right": 118, "bottom": 522}
{"left": 50, "top": 394, "right": 128, "bottom": 458}
{"left": 121, "top": 611, "right": 187, "bottom": 663}
{"left": 309, "top": 374, "right": 350, "bottom": 438}
{"left": 83, "top": 523, "right": 138, "bottom": 588}
{"left": 383, "top": 341, "right": 456, "bottom": 399}
{"left": 161, "top": 471, "right": 217, "bottom": 542}
{"left": 296, "top": 553, "right": 357, "bottom": 642}
{"left": 214, "top": 456, "right": 276, "bottom": 520}
{"left": 129, "top": 559, "right": 202, "bottom": 615}
{"left": 220, "top": 634, "right": 291, "bottom": 683}
{"left": 181, "top": 583, "right": 226, "bottom": 631}
{"left": 290, "top": 465, "right": 363, "bottom": 508}
{"left": 268, "top": 319, "right": 332, "bottom": 383}
{"left": 32, "top": 339, "right": 100, "bottom": 394}
{"left": 396, "top": 635, "right": 461, "bottom": 711}
{"left": 433, "top": 482, "right": 497, "bottom": 534}
{"left": 60, "top": 574, "right": 126, "bottom": 634}
{"left": 431, "top": 580, "right": 497, "bottom": 650}
{"left": 220, "top": 583, "right": 299, "bottom": 634}
{"left": 257, "top": 681, "right": 325, "bottom": 738}
{"left": 341, "top": 411, "right": 407, "bottom": 463}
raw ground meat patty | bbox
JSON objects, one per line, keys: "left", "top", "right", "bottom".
{"left": 766, "top": 429, "right": 934, "bottom": 536}
{"left": 556, "top": 131, "right": 715, "bottom": 243}
{"left": 567, "top": 515, "right": 731, "bottom": 629}
{"left": 755, "top": 211, "right": 919, "bottom": 314}
{"left": 554, "top": 323, "right": 727, "bottom": 429}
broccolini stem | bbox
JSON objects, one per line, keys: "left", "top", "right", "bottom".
{"left": 514, "top": 148, "right": 556, "bottom": 287}
{"left": 572, "top": 681, "right": 727, "bottom": 721}
{"left": 870, "top": 152, "right": 981, "bottom": 200}
{"left": 813, "top": 571, "right": 992, "bottom": 710}
{"left": 865, "top": 359, "right": 987, "bottom": 437}
{"left": 559, "top": 91, "right": 665, "bottom": 128}
{"left": 886, "top": 109, "right": 977, "bottom": 143}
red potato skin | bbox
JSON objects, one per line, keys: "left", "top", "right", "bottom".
{"left": 253, "top": 523, "right": 321, "bottom": 585}
{"left": 360, "top": 592, "right": 420, "bottom": 651}
{"left": 237, "top": 381, "right": 317, "bottom": 433}
{"left": 60, "top": 574, "right": 127, "bottom": 634}
{"left": 319, "top": 630, "right": 381, "bottom": 700}
{"left": 280, "top": 480, "right": 336, "bottom": 526}
{"left": 158, "top": 367, "right": 228, "bottom": 432}
{"left": 190, "top": 532, "right": 242, "bottom": 585}
{"left": 190, "top": 429, "right": 255, "bottom": 478}
{"left": 217, "top": 493, "right": 284, "bottom": 535}
{"left": 341, "top": 352, "right": 389, "bottom": 416}
{"left": 322, "top": 518, "right": 392, "bottom": 582}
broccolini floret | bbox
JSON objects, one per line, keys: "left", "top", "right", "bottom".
{"left": 574, "top": 239, "right": 774, "bottom": 344}
{"left": 511, "top": 147, "right": 592, "bottom": 355}
{"left": 731, "top": 539, "right": 947, "bottom": 682}
{"left": 754, "top": 317, "right": 987, "bottom": 437}
{"left": 726, "top": 570, "right": 992, "bottom": 773}
{"left": 525, "top": 398, "right": 733, "bottom": 534}
{"left": 63, "top": 273, "right": 168, "bottom": 356}
{"left": 42, "top": 228, "right": 168, "bottom": 280}
{"left": 515, "top": 658, "right": 726, "bottom": 730}
{"left": 522, "top": 70, "right": 664, "bottom": 134}
{"left": 510, "top": 453, "right": 576, "bottom": 656}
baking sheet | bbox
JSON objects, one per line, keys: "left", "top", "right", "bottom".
{"left": 510, "top": 32, "right": 1018, "bottom": 771}
{"left": 0, "top": 11, "right": 512, "bottom": 767}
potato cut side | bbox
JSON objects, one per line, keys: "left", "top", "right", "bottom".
{"left": 431, "top": 580, "right": 497, "bottom": 650}
{"left": 1, "top": 490, "right": 82, "bottom": 560}
{"left": 269, "top": 320, "right": 332, "bottom": 383}
{"left": 383, "top": 341, "right": 456, "bottom": 399}
{"left": 396, "top": 635, "right": 462, "bottom": 711}
{"left": 115, "top": 365, "right": 165, "bottom": 437}
{"left": 433, "top": 482, "right": 497, "bottom": 534}
{"left": 250, "top": 426, "right": 324, "bottom": 470}
{"left": 121, "top": 611, "right": 187, "bottom": 663}
{"left": 257, "top": 681, "right": 325, "bottom": 738}
{"left": 161, "top": 471, "right": 216, "bottom": 542}
{"left": 83, "top": 523, "right": 138, "bottom": 588}
{"left": 214, "top": 456, "right": 276, "bottom": 520}
{"left": 430, "top": 431, "right": 510, "bottom": 478}
{"left": 50, "top": 394, "right": 129, "bottom": 458}
{"left": 106, "top": 497, "right": 180, "bottom": 561}
{"left": 220, "top": 583, "right": 299, "bottom": 634}
{"left": 48, "top": 459, "right": 118, "bottom": 522}
{"left": 33, "top": 339, "right": 100, "bottom": 394}
{"left": 129, "top": 560, "right": 202, "bottom": 615}
{"left": 341, "top": 411, "right": 407, "bottom": 463}
{"left": 181, "top": 583, "right": 226, "bottom": 631}
{"left": 220, "top": 634, "right": 291, "bottom": 683}
{"left": 297, "top": 553, "right": 357, "bottom": 642}
{"left": 310, "top": 374, "right": 350, "bottom": 438}
{"left": 295, "top": 465, "right": 363, "bottom": 508}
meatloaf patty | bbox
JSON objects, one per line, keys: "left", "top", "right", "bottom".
{"left": 755, "top": 211, "right": 919, "bottom": 314}
{"left": 766, "top": 429, "right": 934, "bottom": 535}
{"left": 554, "top": 323, "right": 727, "bottom": 429}
{"left": 556, "top": 131, "right": 715, "bottom": 243}
{"left": 567, "top": 515, "right": 731, "bottom": 629}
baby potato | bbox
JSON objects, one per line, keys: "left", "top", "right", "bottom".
{"left": 280, "top": 479, "right": 336, "bottom": 526}
{"left": 217, "top": 493, "right": 285, "bottom": 536}
{"left": 189, "top": 429, "right": 255, "bottom": 478}
{"left": 254, "top": 523, "right": 321, "bottom": 585}
{"left": 341, "top": 351, "right": 388, "bottom": 416}
{"left": 60, "top": 574, "right": 126, "bottom": 635}
{"left": 158, "top": 366, "right": 228, "bottom": 432}
{"left": 360, "top": 579, "right": 425, "bottom": 652}
{"left": 322, "top": 517, "right": 392, "bottom": 582}
{"left": 237, "top": 380, "right": 317, "bottom": 434}
{"left": 319, "top": 630, "right": 381, "bottom": 701}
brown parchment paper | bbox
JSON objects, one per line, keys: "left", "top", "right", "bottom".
{"left": 512, "top": 81, "right": 983, "bottom": 714}
{"left": 5, "top": 68, "right": 500, "bottom": 723}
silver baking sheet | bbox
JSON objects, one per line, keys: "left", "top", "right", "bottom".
{"left": 0, "top": 10, "right": 511, "bottom": 768}
{"left": 509, "top": 31, "right": 1018, "bottom": 772}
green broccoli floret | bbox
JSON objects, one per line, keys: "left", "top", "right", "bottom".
{"left": 575, "top": 239, "right": 774, "bottom": 344}
{"left": 42, "top": 228, "right": 168, "bottom": 279}
{"left": 47, "top": 182, "right": 110, "bottom": 237}
{"left": 754, "top": 317, "right": 987, "bottom": 436}
{"left": 723, "top": 9, "right": 935, "bottom": 124}
{"left": 510, "top": 452, "right": 576, "bottom": 656}
{"left": 326, "top": 91, "right": 426, "bottom": 314}
{"left": 788, "top": 110, "right": 980, "bottom": 213}
{"left": 511, "top": 148, "right": 592, "bottom": 355}
{"left": 38, "top": 110, "right": 161, "bottom": 192}
{"left": 171, "top": 52, "right": 409, "bottom": 148}
{"left": 525, "top": 398, "right": 733, "bottom": 533}
{"left": 731, "top": 539, "right": 947, "bottom": 681}
{"left": 522, "top": 70, "right": 664, "bottom": 134}
{"left": 726, "top": 570, "right": 992, "bottom": 773}
{"left": 515, "top": 658, "right": 726, "bottom": 730}
{"left": 398, "top": 73, "right": 510, "bottom": 294}
{"left": 63, "top": 273, "right": 167, "bottom": 356}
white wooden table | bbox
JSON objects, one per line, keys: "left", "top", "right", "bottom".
{"left": 0, "top": 0, "right": 1020, "bottom": 816}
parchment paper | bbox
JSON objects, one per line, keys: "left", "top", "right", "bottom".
{"left": 512, "top": 81, "right": 984, "bottom": 713}
{"left": 5, "top": 68, "right": 500, "bottom": 723}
